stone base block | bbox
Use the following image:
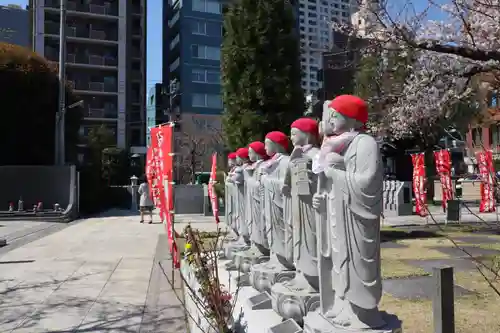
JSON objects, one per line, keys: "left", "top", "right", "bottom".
{"left": 247, "top": 291, "right": 273, "bottom": 310}
{"left": 303, "top": 311, "right": 402, "bottom": 333}
{"left": 250, "top": 262, "right": 296, "bottom": 293}
{"left": 268, "top": 318, "right": 303, "bottom": 333}
{"left": 224, "top": 241, "right": 250, "bottom": 260}
{"left": 271, "top": 282, "right": 320, "bottom": 323}
{"left": 234, "top": 247, "right": 270, "bottom": 273}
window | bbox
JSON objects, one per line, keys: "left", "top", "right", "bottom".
{"left": 192, "top": 0, "right": 221, "bottom": 14}
{"left": 192, "top": 21, "right": 206, "bottom": 35}
{"left": 191, "top": 44, "right": 220, "bottom": 60}
{"left": 191, "top": 68, "right": 220, "bottom": 84}
{"left": 192, "top": 93, "right": 223, "bottom": 108}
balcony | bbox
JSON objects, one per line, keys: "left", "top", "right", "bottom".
{"left": 45, "top": 22, "right": 118, "bottom": 43}
{"left": 86, "top": 107, "right": 117, "bottom": 119}
{"left": 68, "top": 80, "right": 117, "bottom": 94}
{"left": 131, "top": 71, "right": 142, "bottom": 81}
{"left": 45, "top": 0, "right": 118, "bottom": 17}
{"left": 66, "top": 53, "right": 118, "bottom": 67}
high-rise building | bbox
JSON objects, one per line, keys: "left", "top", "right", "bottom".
{"left": 31, "top": 0, "right": 147, "bottom": 150}
{"left": 298, "top": 0, "right": 357, "bottom": 95}
{"left": 163, "top": 0, "right": 225, "bottom": 181}
{"left": 0, "top": 5, "right": 30, "bottom": 47}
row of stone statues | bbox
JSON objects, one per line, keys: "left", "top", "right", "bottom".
{"left": 222, "top": 95, "right": 400, "bottom": 333}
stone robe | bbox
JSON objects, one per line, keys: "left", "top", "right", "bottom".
{"left": 225, "top": 167, "right": 237, "bottom": 233}
{"left": 232, "top": 164, "right": 250, "bottom": 238}
{"left": 245, "top": 160, "right": 267, "bottom": 248}
{"left": 261, "top": 153, "right": 291, "bottom": 259}
{"left": 285, "top": 145, "right": 320, "bottom": 280}
{"left": 323, "top": 133, "right": 383, "bottom": 310}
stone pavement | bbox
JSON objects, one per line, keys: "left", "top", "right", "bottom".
{"left": 0, "top": 211, "right": 222, "bottom": 333}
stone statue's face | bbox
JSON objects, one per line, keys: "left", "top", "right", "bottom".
{"left": 248, "top": 148, "right": 261, "bottom": 162}
{"left": 228, "top": 158, "right": 235, "bottom": 168}
{"left": 290, "top": 128, "right": 308, "bottom": 146}
{"left": 265, "top": 138, "right": 285, "bottom": 156}
{"left": 331, "top": 110, "right": 349, "bottom": 134}
{"left": 236, "top": 156, "right": 244, "bottom": 165}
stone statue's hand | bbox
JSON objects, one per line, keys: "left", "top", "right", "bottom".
{"left": 281, "top": 184, "right": 291, "bottom": 196}
{"left": 325, "top": 152, "right": 344, "bottom": 168}
{"left": 312, "top": 193, "right": 326, "bottom": 210}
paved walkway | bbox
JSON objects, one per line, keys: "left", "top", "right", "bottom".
{"left": 0, "top": 212, "right": 215, "bottom": 332}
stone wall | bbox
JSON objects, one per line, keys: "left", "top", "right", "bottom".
{"left": 0, "top": 165, "right": 76, "bottom": 212}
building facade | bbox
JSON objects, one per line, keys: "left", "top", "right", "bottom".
{"left": 163, "top": 0, "right": 223, "bottom": 117}
{"left": 163, "top": 0, "right": 225, "bottom": 182}
{"left": 31, "top": 0, "right": 147, "bottom": 150}
{"left": 298, "top": 0, "right": 356, "bottom": 95}
{"left": 0, "top": 5, "right": 30, "bottom": 47}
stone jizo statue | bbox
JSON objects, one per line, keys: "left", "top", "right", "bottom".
{"left": 250, "top": 131, "right": 295, "bottom": 292}
{"left": 304, "top": 95, "right": 400, "bottom": 332}
{"left": 224, "top": 148, "right": 252, "bottom": 259}
{"left": 271, "top": 118, "right": 321, "bottom": 323}
{"left": 225, "top": 152, "right": 237, "bottom": 237}
{"left": 232, "top": 141, "right": 271, "bottom": 272}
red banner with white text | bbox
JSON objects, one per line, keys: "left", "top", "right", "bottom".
{"left": 148, "top": 128, "right": 165, "bottom": 222}
{"left": 208, "top": 152, "right": 220, "bottom": 223}
{"left": 158, "top": 125, "right": 179, "bottom": 268}
{"left": 434, "top": 149, "right": 454, "bottom": 211}
{"left": 411, "top": 153, "right": 428, "bottom": 217}
{"left": 475, "top": 150, "right": 496, "bottom": 213}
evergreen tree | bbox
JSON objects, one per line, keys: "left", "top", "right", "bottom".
{"left": 221, "top": 0, "right": 304, "bottom": 150}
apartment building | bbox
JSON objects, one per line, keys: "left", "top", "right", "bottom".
{"left": 31, "top": 0, "right": 147, "bottom": 150}
{"left": 298, "top": 0, "right": 357, "bottom": 95}
{"left": 0, "top": 5, "right": 30, "bottom": 47}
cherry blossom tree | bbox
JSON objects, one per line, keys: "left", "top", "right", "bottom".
{"left": 339, "top": 0, "right": 496, "bottom": 140}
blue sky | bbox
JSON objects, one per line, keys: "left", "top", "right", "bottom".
{"left": 0, "top": 0, "right": 163, "bottom": 92}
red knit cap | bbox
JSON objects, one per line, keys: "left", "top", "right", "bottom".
{"left": 291, "top": 118, "right": 319, "bottom": 137}
{"left": 248, "top": 141, "right": 268, "bottom": 158}
{"left": 265, "top": 131, "right": 289, "bottom": 150}
{"left": 328, "top": 95, "right": 368, "bottom": 124}
{"left": 228, "top": 152, "right": 236, "bottom": 159}
{"left": 236, "top": 147, "right": 249, "bottom": 159}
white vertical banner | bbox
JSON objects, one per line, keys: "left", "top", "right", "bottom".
{"left": 117, "top": 1, "right": 127, "bottom": 148}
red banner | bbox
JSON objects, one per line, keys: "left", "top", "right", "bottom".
{"left": 159, "top": 125, "right": 179, "bottom": 268}
{"left": 475, "top": 150, "right": 496, "bottom": 213}
{"left": 411, "top": 153, "right": 428, "bottom": 217}
{"left": 434, "top": 149, "right": 454, "bottom": 211}
{"left": 149, "top": 127, "right": 165, "bottom": 222}
{"left": 146, "top": 125, "right": 179, "bottom": 268}
{"left": 208, "top": 152, "right": 220, "bottom": 223}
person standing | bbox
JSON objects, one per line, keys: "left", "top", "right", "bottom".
{"left": 138, "top": 175, "right": 154, "bottom": 224}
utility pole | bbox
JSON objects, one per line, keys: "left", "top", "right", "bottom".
{"left": 57, "top": 0, "right": 67, "bottom": 165}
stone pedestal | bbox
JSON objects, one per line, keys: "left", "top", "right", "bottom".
{"left": 303, "top": 310, "right": 403, "bottom": 333}
{"left": 223, "top": 239, "right": 250, "bottom": 261}
{"left": 233, "top": 244, "right": 270, "bottom": 273}
{"left": 249, "top": 255, "right": 296, "bottom": 293}
{"left": 270, "top": 275, "right": 320, "bottom": 324}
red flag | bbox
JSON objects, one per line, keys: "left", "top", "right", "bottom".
{"left": 475, "top": 150, "right": 495, "bottom": 213}
{"left": 159, "top": 125, "right": 179, "bottom": 268}
{"left": 411, "top": 153, "right": 428, "bottom": 217}
{"left": 208, "top": 152, "right": 220, "bottom": 223}
{"left": 434, "top": 149, "right": 454, "bottom": 211}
